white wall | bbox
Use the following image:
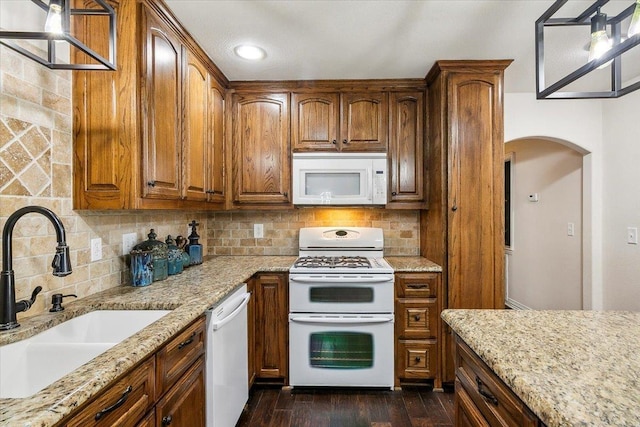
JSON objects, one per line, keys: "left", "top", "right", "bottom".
{"left": 505, "top": 93, "right": 603, "bottom": 309}
{"left": 505, "top": 139, "right": 583, "bottom": 310}
{"left": 601, "top": 90, "right": 640, "bottom": 310}
{"left": 505, "top": 91, "right": 640, "bottom": 311}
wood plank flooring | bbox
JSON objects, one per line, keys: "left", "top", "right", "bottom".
{"left": 236, "top": 387, "right": 455, "bottom": 427}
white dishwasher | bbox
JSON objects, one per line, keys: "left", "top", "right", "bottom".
{"left": 206, "top": 284, "right": 250, "bottom": 427}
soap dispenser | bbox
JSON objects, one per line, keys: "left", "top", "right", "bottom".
{"left": 185, "top": 220, "right": 203, "bottom": 265}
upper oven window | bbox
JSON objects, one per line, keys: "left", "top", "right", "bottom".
{"left": 310, "top": 286, "right": 374, "bottom": 303}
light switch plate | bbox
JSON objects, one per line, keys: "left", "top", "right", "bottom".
{"left": 90, "top": 238, "right": 102, "bottom": 261}
{"left": 254, "top": 224, "right": 264, "bottom": 238}
{"left": 628, "top": 227, "right": 638, "bottom": 245}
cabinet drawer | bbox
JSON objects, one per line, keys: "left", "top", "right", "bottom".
{"left": 395, "top": 273, "right": 439, "bottom": 298}
{"left": 396, "top": 298, "right": 438, "bottom": 339}
{"left": 456, "top": 338, "right": 538, "bottom": 427}
{"left": 396, "top": 339, "right": 437, "bottom": 380}
{"left": 64, "top": 357, "right": 155, "bottom": 427}
{"left": 156, "top": 316, "right": 206, "bottom": 396}
{"left": 155, "top": 356, "right": 206, "bottom": 427}
{"left": 455, "top": 379, "right": 491, "bottom": 427}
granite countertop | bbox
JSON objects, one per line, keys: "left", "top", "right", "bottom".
{"left": 0, "top": 255, "right": 440, "bottom": 426}
{"left": 385, "top": 256, "right": 442, "bottom": 272}
{"left": 442, "top": 309, "right": 640, "bottom": 427}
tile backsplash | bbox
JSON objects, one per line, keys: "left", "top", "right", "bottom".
{"left": 1, "top": 44, "right": 420, "bottom": 320}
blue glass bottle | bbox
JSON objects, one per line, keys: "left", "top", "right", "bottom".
{"left": 185, "top": 220, "right": 203, "bottom": 265}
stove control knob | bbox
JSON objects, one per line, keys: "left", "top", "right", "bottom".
{"left": 335, "top": 230, "right": 347, "bottom": 237}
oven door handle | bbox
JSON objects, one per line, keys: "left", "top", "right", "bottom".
{"left": 290, "top": 277, "right": 393, "bottom": 284}
{"left": 289, "top": 316, "right": 394, "bottom": 325}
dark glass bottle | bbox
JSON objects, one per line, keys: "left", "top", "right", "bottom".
{"left": 185, "top": 220, "right": 203, "bottom": 265}
{"left": 133, "top": 229, "right": 168, "bottom": 282}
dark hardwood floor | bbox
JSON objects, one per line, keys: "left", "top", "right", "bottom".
{"left": 236, "top": 386, "right": 455, "bottom": 427}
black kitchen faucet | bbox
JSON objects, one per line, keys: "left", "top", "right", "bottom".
{"left": 0, "top": 206, "right": 72, "bottom": 330}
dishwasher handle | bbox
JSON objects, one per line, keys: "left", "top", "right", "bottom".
{"left": 210, "top": 293, "right": 251, "bottom": 331}
{"left": 289, "top": 315, "right": 393, "bottom": 325}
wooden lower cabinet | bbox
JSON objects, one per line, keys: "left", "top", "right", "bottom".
{"left": 251, "top": 272, "right": 289, "bottom": 383}
{"left": 394, "top": 272, "right": 442, "bottom": 388}
{"left": 454, "top": 335, "right": 540, "bottom": 427}
{"left": 155, "top": 356, "right": 205, "bottom": 427}
{"left": 59, "top": 317, "right": 206, "bottom": 427}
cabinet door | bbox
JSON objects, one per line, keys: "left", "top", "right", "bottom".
{"left": 232, "top": 93, "right": 291, "bottom": 205}
{"left": 447, "top": 72, "right": 505, "bottom": 310}
{"left": 388, "top": 91, "right": 426, "bottom": 207}
{"left": 155, "top": 356, "right": 205, "bottom": 427}
{"left": 182, "top": 49, "right": 209, "bottom": 202}
{"left": 141, "top": 9, "right": 182, "bottom": 200}
{"left": 291, "top": 92, "right": 339, "bottom": 151}
{"left": 207, "top": 79, "right": 225, "bottom": 204}
{"left": 254, "top": 273, "right": 288, "bottom": 381}
{"left": 340, "top": 92, "right": 388, "bottom": 151}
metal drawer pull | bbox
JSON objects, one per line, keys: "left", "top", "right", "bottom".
{"left": 414, "top": 314, "right": 421, "bottom": 321}
{"left": 407, "top": 283, "right": 428, "bottom": 289}
{"left": 162, "top": 414, "right": 173, "bottom": 425}
{"left": 414, "top": 356, "right": 421, "bottom": 362}
{"left": 475, "top": 376, "right": 498, "bottom": 405}
{"left": 94, "top": 385, "right": 133, "bottom": 420}
{"left": 178, "top": 332, "right": 196, "bottom": 350}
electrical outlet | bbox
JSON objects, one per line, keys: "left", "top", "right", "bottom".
{"left": 90, "top": 238, "right": 102, "bottom": 262}
{"left": 254, "top": 224, "right": 264, "bottom": 238}
{"left": 628, "top": 227, "right": 638, "bottom": 245}
{"left": 122, "top": 233, "right": 137, "bottom": 255}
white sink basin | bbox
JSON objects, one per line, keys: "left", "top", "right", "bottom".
{"left": 0, "top": 310, "right": 171, "bottom": 399}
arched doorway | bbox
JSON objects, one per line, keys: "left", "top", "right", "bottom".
{"left": 504, "top": 137, "right": 589, "bottom": 309}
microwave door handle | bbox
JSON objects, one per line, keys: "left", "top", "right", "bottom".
{"left": 289, "top": 316, "right": 394, "bottom": 325}
{"left": 366, "top": 169, "right": 372, "bottom": 201}
{"left": 290, "top": 277, "right": 393, "bottom": 284}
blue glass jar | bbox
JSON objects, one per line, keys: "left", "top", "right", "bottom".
{"left": 133, "top": 229, "right": 168, "bottom": 282}
{"left": 130, "top": 249, "right": 153, "bottom": 286}
{"left": 165, "top": 235, "right": 183, "bottom": 275}
{"left": 185, "top": 221, "right": 203, "bottom": 265}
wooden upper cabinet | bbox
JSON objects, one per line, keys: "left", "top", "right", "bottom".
{"left": 140, "top": 9, "right": 183, "bottom": 200}
{"left": 388, "top": 91, "right": 426, "bottom": 208}
{"left": 291, "top": 92, "right": 339, "bottom": 151}
{"left": 340, "top": 92, "right": 388, "bottom": 151}
{"left": 182, "top": 48, "right": 209, "bottom": 202}
{"left": 231, "top": 93, "right": 291, "bottom": 206}
{"left": 207, "top": 79, "right": 225, "bottom": 204}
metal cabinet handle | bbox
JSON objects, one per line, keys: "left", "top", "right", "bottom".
{"left": 413, "top": 314, "right": 421, "bottom": 321}
{"left": 147, "top": 181, "right": 156, "bottom": 187}
{"left": 407, "top": 284, "right": 428, "bottom": 289}
{"left": 391, "top": 191, "right": 397, "bottom": 196}
{"left": 206, "top": 190, "right": 215, "bottom": 194}
{"left": 476, "top": 376, "right": 498, "bottom": 405}
{"left": 414, "top": 356, "right": 421, "bottom": 362}
{"left": 452, "top": 204, "right": 458, "bottom": 211}
{"left": 178, "top": 332, "right": 196, "bottom": 350}
{"left": 94, "top": 385, "right": 132, "bottom": 420}
{"left": 162, "top": 415, "right": 173, "bottom": 425}
{"left": 283, "top": 191, "right": 289, "bottom": 197}
{"left": 343, "top": 139, "right": 348, "bottom": 144}
{"left": 332, "top": 139, "right": 337, "bottom": 144}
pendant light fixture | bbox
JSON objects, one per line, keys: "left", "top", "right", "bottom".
{"left": 535, "top": 0, "right": 640, "bottom": 99}
{"left": 0, "top": 0, "right": 116, "bottom": 71}
{"left": 629, "top": 0, "right": 640, "bottom": 37}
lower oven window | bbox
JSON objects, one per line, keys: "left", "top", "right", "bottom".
{"left": 309, "top": 287, "right": 374, "bottom": 303}
{"left": 309, "top": 331, "right": 373, "bottom": 369}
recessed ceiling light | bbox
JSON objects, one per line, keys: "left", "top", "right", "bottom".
{"left": 234, "top": 45, "right": 266, "bottom": 60}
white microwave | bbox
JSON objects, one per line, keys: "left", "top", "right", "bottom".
{"left": 292, "top": 152, "right": 387, "bottom": 205}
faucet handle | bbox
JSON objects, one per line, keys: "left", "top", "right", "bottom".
{"left": 14, "top": 286, "right": 43, "bottom": 314}
{"left": 49, "top": 293, "right": 78, "bottom": 312}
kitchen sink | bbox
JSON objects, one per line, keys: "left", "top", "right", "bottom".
{"left": 0, "top": 310, "right": 171, "bottom": 399}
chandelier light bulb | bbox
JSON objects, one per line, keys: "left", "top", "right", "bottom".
{"left": 44, "top": 0, "right": 63, "bottom": 34}
{"left": 588, "top": 9, "right": 611, "bottom": 68}
{"left": 629, "top": 0, "right": 640, "bottom": 38}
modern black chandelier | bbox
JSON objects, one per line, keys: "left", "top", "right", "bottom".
{"left": 536, "top": 0, "right": 640, "bottom": 99}
{"left": 0, "top": 0, "right": 116, "bottom": 71}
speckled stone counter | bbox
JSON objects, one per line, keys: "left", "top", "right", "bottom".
{"left": 0, "top": 256, "right": 295, "bottom": 427}
{"left": 442, "top": 309, "right": 640, "bottom": 427}
{"left": 385, "top": 256, "right": 442, "bottom": 272}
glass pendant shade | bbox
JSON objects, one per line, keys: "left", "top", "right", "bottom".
{"left": 629, "top": 0, "right": 640, "bottom": 38}
{"left": 588, "top": 10, "right": 611, "bottom": 68}
{"left": 44, "top": 0, "right": 63, "bottom": 34}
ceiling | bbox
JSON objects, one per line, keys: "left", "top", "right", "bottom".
{"left": 164, "top": 0, "right": 639, "bottom": 94}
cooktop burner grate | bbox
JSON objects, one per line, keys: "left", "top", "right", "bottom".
{"left": 293, "top": 256, "right": 372, "bottom": 269}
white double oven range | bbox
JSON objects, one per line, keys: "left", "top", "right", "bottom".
{"left": 288, "top": 227, "right": 394, "bottom": 389}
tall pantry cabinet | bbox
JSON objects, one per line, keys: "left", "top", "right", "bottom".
{"left": 421, "top": 60, "right": 512, "bottom": 383}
